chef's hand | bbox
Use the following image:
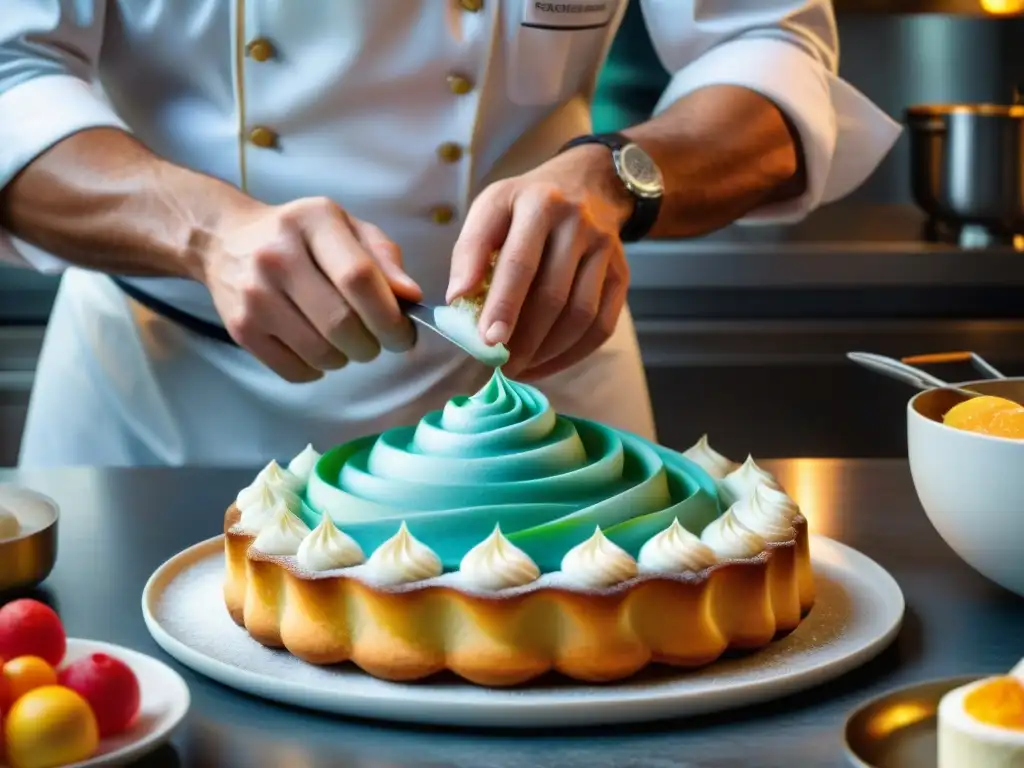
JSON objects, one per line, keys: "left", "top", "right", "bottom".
{"left": 200, "top": 197, "right": 421, "bottom": 383}
{"left": 447, "top": 146, "right": 633, "bottom": 380}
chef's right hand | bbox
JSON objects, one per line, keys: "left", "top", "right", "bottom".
{"left": 199, "top": 197, "right": 421, "bottom": 383}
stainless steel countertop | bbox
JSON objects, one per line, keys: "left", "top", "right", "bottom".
{"left": 2, "top": 460, "right": 1021, "bottom": 768}
{"left": 627, "top": 204, "right": 1024, "bottom": 289}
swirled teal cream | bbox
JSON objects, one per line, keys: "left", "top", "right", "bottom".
{"left": 299, "top": 370, "right": 725, "bottom": 573}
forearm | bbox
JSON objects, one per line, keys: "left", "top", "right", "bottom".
{"left": 623, "top": 84, "right": 806, "bottom": 238}
{"left": 0, "top": 127, "right": 254, "bottom": 278}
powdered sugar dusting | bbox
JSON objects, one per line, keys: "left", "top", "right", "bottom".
{"left": 145, "top": 534, "right": 903, "bottom": 728}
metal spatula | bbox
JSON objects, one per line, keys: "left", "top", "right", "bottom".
{"left": 399, "top": 299, "right": 509, "bottom": 367}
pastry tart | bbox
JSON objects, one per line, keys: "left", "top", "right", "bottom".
{"left": 222, "top": 371, "right": 815, "bottom": 686}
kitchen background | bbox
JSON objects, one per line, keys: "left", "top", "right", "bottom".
{"left": 3, "top": 4, "right": 1024, "bottom": 466}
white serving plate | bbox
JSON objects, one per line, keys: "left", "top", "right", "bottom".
{"left": 142, "top": 534, "right": 903, "bottom": 729}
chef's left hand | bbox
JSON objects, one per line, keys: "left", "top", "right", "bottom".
{"left": 447, "top": 146, "right": 633, "bottom": 380}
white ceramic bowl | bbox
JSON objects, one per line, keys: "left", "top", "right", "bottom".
{"left": 907, "top": 378, "right": 1024, "bottom": 597}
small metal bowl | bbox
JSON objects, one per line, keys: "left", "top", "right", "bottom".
{"left": 0, "top": 484, "right": 59, "bottom": 594}
{"left": 844, "top": 675, "right": 981, "bottom": 767}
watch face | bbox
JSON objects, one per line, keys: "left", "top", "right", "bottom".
{"left": 617, "top": 143, "right": 664, "bottom": 198}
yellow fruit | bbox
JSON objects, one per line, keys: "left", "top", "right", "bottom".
{"left": 943, "top": 396, "right": 1024, "bottom": 439}
{"left": 3, "top": 656, "right": 57, "bottom": 707}
{"left": 4, "top": 685, "right": 99, "bottom": 768}
{"left": 965, "top": 676, "right": 1024, "bottom": 730}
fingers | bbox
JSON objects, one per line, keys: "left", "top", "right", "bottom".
{"left": 209, "top": 196, "right": 423, "bottom": 383}
{"left": 272, "top": 295, "right": 352, "bottom": 371}
{"left": 220, "top": 231, "right": 347, "bottom": 380}
{"left": 302, "top": 203, "right": 417, "bottom": 354}
{"left": 449, "top": 183, "right": 513, "bottom": 304}
{"left": 244, "top": 334, "right": 324, "bottom": 383}
{"left": 519, "top": 257, "right": 629, "bottom": 382}
{"left": 282, "top": 254, "right": 381, "bottom": 363}
{"left": 225, "top": 291, "right": 338, "bottom": 383}
{"left": 477, "top": 186, "right": 556, "bottom": 346}
{"left": 448, "top": 178, "right": 628, "bottom": 380}
{"left": 351, "top": 219, "right": 423, "bottom": 302}
{"left": 524, "top": 242, "right": 611, "bottom": 372}
{"left": 501, "top": 218, "right": 589, "bottom": 378}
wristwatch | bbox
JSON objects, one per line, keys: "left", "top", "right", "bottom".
{"left": 558, "top": 132, "right": 664, "bottom": 242}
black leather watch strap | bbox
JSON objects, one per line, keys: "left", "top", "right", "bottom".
{"left": 558, "top": 132, "right": 662, "bottom": 243}
{"left": 561, "top": 131, "right": 630, "bottom": 153}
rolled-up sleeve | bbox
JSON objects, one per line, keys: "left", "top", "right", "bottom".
{"left": 0, "top": 0, "right": 128, "bottom": 271}
{"left": 640, "top": 0, "right": 901, "bottom": 223}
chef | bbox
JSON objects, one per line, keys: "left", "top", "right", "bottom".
{"left": 0, "top": 1, "right": 899, "bottom": 468}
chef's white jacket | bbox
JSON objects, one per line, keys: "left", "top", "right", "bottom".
{"left": 0, "top": 0, "right": 900, "bottom": 468}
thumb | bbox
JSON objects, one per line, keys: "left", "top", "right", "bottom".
{"left": 352, "top": 220, "right": 422, "bottom": 301}
{"left": 448, "top": 185, "right": 511, "bottom": 304}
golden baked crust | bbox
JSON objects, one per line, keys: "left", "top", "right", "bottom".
{"left": 223, "top": 506, "right": 815, "bottom": 686}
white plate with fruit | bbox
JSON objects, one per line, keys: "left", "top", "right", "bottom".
{"left": 0, "top": 599, "right": 190, "bottom": 768}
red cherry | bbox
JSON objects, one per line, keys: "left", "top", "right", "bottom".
{"left": 58, "top": 652, "right": 141, "bottom": 738}
{"left": 0, "top": 600, "right": 66, "bottom": 668}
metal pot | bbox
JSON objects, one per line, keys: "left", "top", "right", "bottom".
{"left": 0, "top": 485, "right": 58, "bottom": 595}
{"left": 906, "top": 100, "right": 1024, "bottom": 244}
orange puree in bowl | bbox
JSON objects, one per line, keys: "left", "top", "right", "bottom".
{"left": 964, "top": 677, "right": 1024, "bottom": 730}
{"left": 943, "top": 396, "right": 1024, "bottom": 440}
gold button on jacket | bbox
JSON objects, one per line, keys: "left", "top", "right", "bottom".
{"left": 446, "top": 74, "right": 473, "bottom": 95}
{"left": 459, "top": 0, "right": 483, "bottom": 11}
{"left": 430, "top": 205, "right": 455, "bottom": 224}
{"left": 249, "top": 126, "right": 278, "bottom": 148}
{"left": 437, "top": 142, "right": 464, "bottom": 163}
{"left": 245, "top": 38, "right": 275, "bottom": 62}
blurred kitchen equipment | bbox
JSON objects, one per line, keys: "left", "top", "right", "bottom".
{"left": 847, "top": 352, "right": 988, "bottom": 399}
{"left": 844, "top": 675, "right": 981, "bottom": 768}
{"left": 0, "top": 484, "right": 58, "bottom": 594}
{"left": 901, "top": 350, "right": 1006, "bottom": 380}
{"left": 851, "top": 349, "right": 1024, "bottom": 595}
{"left": 908, "top": 376, "right": 1024, "bottom": 597}
{"left": 906, "top": 87, "right": 1024, "bottom": 248}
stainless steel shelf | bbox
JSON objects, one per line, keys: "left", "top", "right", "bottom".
{"left": 626, "top": 204, "right": 1024, "bottom": 290}
{"left": 634, "top": 317, "right": 1024, "bottom": 367}
{"left": 835, "top": 0, "right": 1023, "bottom": 14}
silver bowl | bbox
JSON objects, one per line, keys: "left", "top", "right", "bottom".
{"left": 0, "top": 484, "right": 59, "bottom": 594}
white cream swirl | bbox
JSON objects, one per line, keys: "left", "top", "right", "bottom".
{"left": 236, "top": 481, "right": 301, "bottom": 534}
{"left": 730, "top": 485, "right": 798, "bottom": 542}
{"left": 363, "top": 522, "right": 443, "bottom": 585}
{"left": 286, "top": 444, "right": 321, "bottom": 485}
{"left": 682, "top": 434, "right": 740, "bottom": 480}
{"left": 252, "top": 504, "right": 311, "bottom": 556}
{"left": 719, "top": 455, "right": 782, "bottom": 506}
{"left": 259, "top": 459, "right": 305, "bottom": 492}
{"left": 700, "top": 509, "right": 767, "bottom": 560}
{"left": 459, "top": 524, "right": 540, "bottom": 590}
{"left": 638, "top": 518, "right": 718, "bottom": 573}
{"left": 560, "top": 527, "right": 638, "bottom": 588}
{"left": 1010, "top": 656, "right": 1024, "bottom": 680}
{"left": 237, "top": 460, "right": 304, "bottom": 509}
{"left": 296, "top": 514, "right": 365, "bottom": 572}
{"left": 754, "top": 483, "right": 801, "bottom": 522}
{"left": 0, "top": 505, "right": 20, "bottom": 540}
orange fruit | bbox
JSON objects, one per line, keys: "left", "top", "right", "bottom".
{"left": 4, "top": 685, "right": 99, "bottom": 768}
{"left": 943, "top": 396, "right": 1024, "bottom": 439}
{"left": 964, "top": 676, "right": 1024, "bottom": 730}
{"left": 2, "top": 657, "right": 57, "bottom": 708}
{"left": 0, "top": 655, "right": 8, "bottom": 707}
